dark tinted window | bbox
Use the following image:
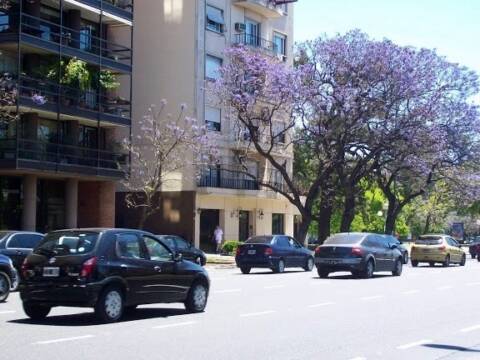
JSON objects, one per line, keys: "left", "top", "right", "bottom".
{"left": 116, "top": 234, "right": 144, "bottom": 259}
{"left": 276, "top": 236, "right": 291, "bottom": 248}
{"left": 325, "top": 234, "right": 364, "bottom": 245}
{"left": 143, "top": 236, "right": 172, "bottom": 262}
{"left": 36, "top": 231, "right": 98, "bottom": 255}
{"left": 246, "top": 236, "right": 274, "bottom": 244}
{"left": 175, "top": 237, "right": 190, "bottom": 250}
{"left": 157, "top": 236, "right": 176, "bottom": 249}
{"left": 7, "top": 234, "right": 43, "bottom": 249}
{"left": 289, "top": 237, "right": 302, "bottom": 248}
{"left": 417, "top": 236, "right": 443, "bottom": 245}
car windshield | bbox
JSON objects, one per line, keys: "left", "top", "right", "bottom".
{"left": 416, "top": 236, "right": 443, "bottom": 245}
{"left": 35, "top": 231, "right": 99, "bottom": 256}
{"left": 324, "top": 234, "right": 364, "bottom": 245}
{"left": 246, "top": 236, "right": 274, "bottom": 244}
{"left": 0, "top": 231, "right": 11, "bottom": 241}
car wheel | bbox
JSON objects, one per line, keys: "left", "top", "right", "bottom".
{"left": 392, "top": 258, "right": 403, "bottom": 276}
{"left": 274, "top": 259, "right": 285, "bottom": 273}
{"left": 240, "top": 266, "right": 251, "bottom": 274}
{"left": 460, "top": 254, "right": 466, "bottom": 266}
{"left": 362, "top": 259, "right": 374, "bottom": 279}
{"left": 443, "top": 255, "right": 450, "bottom": 267}
{"left": 304, "top": 257, "right": 314, "bottom": 272}
{"left": 95, "top": 286, "right": 124, "bottom": 323}
{"left": 0, "top": 271, "right": 11, "bottom": 302}
{"left": 411, "top": 260, "right": 418, "bottom": 267}
{"left": 478, "top": 255, "right": 480, "bottom": 263}
{"left": 403, "top": 252, "right": 409, "bottom": 265}
{"left": 317, "top": 268, "right": 329, "bottom": 278}
{"left": 185, "top": 282, "right": 208, "bottom": 313}
{"left": 23, "top": 302, "right": 51, "bottom": 320}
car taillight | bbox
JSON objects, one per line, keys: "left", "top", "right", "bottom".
{"left": 351, "top": 247, "right": 363, "bottom": 256}
{"left": 264, "top": 247, "right": 273, "bottom": 256}
{"left": 80, "top": 257, "right": 97, "bottom": 278}
{"left": 236, "top": 247, "right": 241, "bottom": 256}
{"left": 439, "top": 245, "right": 446, "bottom": 251}
{"left": 315, "top": 246, "right": 322, "bottom": 255}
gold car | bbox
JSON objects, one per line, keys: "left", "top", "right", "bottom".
{"left": 411, "top": 235, "right": 466, "bottom": 267}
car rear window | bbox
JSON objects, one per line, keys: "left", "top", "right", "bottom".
{"left": 35, "top": 231, "right": 99, "bottom": 256}
{"left": 245, "top": 236, "right": 274, "bottom": 244}
{"left": 325, "top": 234, "right": 364, "bottom": 245}
{"left": 416, "top": 236, "right": 443, "bottom": 245}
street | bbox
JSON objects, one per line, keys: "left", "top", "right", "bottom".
{"left": 1, "top": 259, "right": 480, "bottom": 360}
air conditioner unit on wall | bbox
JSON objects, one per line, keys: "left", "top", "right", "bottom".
{"left": 235, "top": 23, "right": 246, "bottom": 32}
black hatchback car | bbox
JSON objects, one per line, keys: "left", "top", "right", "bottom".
{"left": 156, "top": 235, "right": 206, "bottom": 266}
{"left": 235, "top": 235, "right": 314, "bottom": 274}
{"left": 20, "top": 228, "right": 210, "bottom": 323}
{"left": 315, "top": 233, "right": 404, "bottom": 279}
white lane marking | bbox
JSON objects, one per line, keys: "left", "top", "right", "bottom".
{"left": 437, "top": 285, "right": 453, "bottom": 291}
{"left": 240, "top": 310, "right": 276, "bottom": 318}
{"left": 210, "top": 277, "right": 227, "bottom": 281}
{"left": 360, "top": 295, "right": 385, "bottom": 301}
{"left": 402, "top": 290, "right": 420, "bottom": 295}
{"left": 308, "top": 302, "right": 335, "bottom": 308}
{"left": 397, "top": 339, "right": 432, "bottom": 350}
{"left": 153, "top": 321, "right": 196, "bottom": 330}
{"left": 467, "top": 282, "right": 480, "bottom": 286}
{"left": 264, "top": 285, "right": 285, "bottom": 289}
{"left": 0, "top": 310, "right": 16, "bottom": 314}
{"left": 213, "top": 289, "right": 242, "bottom": 294}
{"left": 310, "top": 281, "right": 331, "bottom": 285}
{"left": 34, "top": 335, "right": 94, "bottom": 345}
{"left": 460, "top": 324, "right": 480, "bottom": 333}
{"left": 348, "top": 357, "right": 367, "bottom": 360}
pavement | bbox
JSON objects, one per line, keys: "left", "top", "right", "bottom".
{"left": 1, "top": 258, "right": 480, "bottom": 360}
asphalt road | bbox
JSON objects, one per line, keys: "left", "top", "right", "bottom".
{"left": 2, "top": 258, "right": 480, "bottom": 360}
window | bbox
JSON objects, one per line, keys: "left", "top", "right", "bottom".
{"left": 272, "top": 213, "right": 285, "bottom": 235}
{"left": 7, "top": 234, "right": 43, "bottom": 249}
{"left": 276, "top": 236, "right": 290, "bottom": 248}
{"left": 79, "top": 125, "right": 98, "bottom": 148}
{"left": 37, "top": 119, "right": 59, "bottom": 143}
{"left": 116, "top": 234, "right": 144, "bottom": 259}
{"left": 36, "top": 231, "right": 99, "bottom": 255}
{"left": 205, "top": 55, "right": 222, "bottom": 80}
{"left": 143, "top": 236, "right": 172, "bottom": 262}
{"left": 175, "top": 237, "right": 190, "bottom": 250}
{"left": 273, "top": 122, "right": 286, "bottom": 143}
{"left": 158, "top": 236, "right": 176, "bottom": 249}
{"left": 289, "top": 237, "right": 301, "bottom": 248}
{"left": 205, "top": 106, "right": 221, "bottom": 131}
{"left": 273, "top": 32, "right": 287, "bottom": 61}
{"left": 206, "top": 5, "right": 224, "bottom": 33}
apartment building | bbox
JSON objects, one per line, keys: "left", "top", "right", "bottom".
{"left": 118, "top": 0, "right": 299, "bottom": 251}
{"left": 0, "top": 0, "right": 133, "bottom": 231}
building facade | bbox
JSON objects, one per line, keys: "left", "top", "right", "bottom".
{"left": 0, "top": 0, "right": 133, "bottom": 232}
{"left": 118, "top": 0, "right": 298, "bottom": 251}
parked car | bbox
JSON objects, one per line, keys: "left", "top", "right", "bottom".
{"left": 19, "top": 228, "right": 210, "bottom": 323}
{"left": 411, "top": 234, "right": 466, "bottom": 267}
{"left": 314, "top": 233, "right": 404, "bottom": 279}
{"left": 0, "top": 254, "right": 17, "bottom": 302}
{"left": 0, "top": 231, "right": 44, "bottom": 271}
{"left": 235, "top": 235, "right": 314, "bottom": 274}
{"left": 156, "top": 235, "right": 206, "bottom": 266}
{"left": 469, "top": 238, "right": 480, "bottom": 259}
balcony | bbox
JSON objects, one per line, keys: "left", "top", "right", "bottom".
{"left": 233, "top": 33, "right": 277, "bottom": 56}
{"left": 0, "top": 138, "right": 128, "bottom": 179}
{"left": 234, "top": 0, "right": 290, "bottom": 18}
{"left": 75, "top": 0, "right": 133, "bottom": 22}
{"left": 0, "top": 13, "right": 132, "bottom": 73}
{"left": 17, "top": 75, "right": 131, "bottom": 126}
{"left": 198, "top": 169, "right": 259, "bottom": 191}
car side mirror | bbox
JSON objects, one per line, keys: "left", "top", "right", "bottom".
{"left": 173, "top": 252, "right": 183, "bottom": 262}
{"left": 390, "top": 244, "right": 398, "bottom": 249}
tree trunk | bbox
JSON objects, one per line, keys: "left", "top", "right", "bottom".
{"left": 424, "top": 214, "right": 431, "bottom": 234}
{"left": 138, "top": 206, "right": 148, "bottom": 230}
{"left": 340, "top": 191, "right": 356, "bottom": 232}
{"left": 296, "top": 216, "right": 311, "bottom": 246}
{"left": 317, "top": 201, "right": 333, "bottom": 244}
{"left": 384, "top": 198, "right": 403, "bottom": 235}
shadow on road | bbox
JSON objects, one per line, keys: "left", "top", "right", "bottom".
{"left": 9, "top": 307, "right": 190, "bottom": 327}
{"left": 234, "top": 270, "right": 305, "bottom": 276}
{"left": 423, "top": 343, "right": 480, "bottom": 352}
{"left": 314, "top": 273, "right": 393, "bottom": 280}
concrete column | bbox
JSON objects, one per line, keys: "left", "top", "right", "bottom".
{"left": 194, "top": 210, "right": 201, "bottom": 248}
{"left": 21, "top": 175, "right": 37, "bottom": 231}
{"left": 65, "top": 179, "right": 79, "bottom": 228}
{"left": 98, "top": 182, "right": 115, "bottom": 227}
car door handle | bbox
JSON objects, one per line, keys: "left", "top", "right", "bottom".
{"left": 154, "top": 266, "right": 162, "bottom": 273}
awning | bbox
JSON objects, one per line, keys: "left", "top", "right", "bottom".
{"left": 207, "top": 6, "right": 225, "bottom": 25}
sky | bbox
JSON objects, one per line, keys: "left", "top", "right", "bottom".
{"left": 294, "top": 0, "right": 480, "bottom": 80}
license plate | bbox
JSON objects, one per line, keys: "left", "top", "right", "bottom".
{"left": 43, "top": 267, "right": 60, "bottom": 277}
{"left": 247, "top": 250, "right": 256, "bottom": 255}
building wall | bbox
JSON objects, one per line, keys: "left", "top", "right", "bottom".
{"left": 78, "top": 181, "right": 116, "bottom": 228}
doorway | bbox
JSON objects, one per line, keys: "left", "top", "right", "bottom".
{"left": 239, "top": 210, "right": 250, "bottom": 242}
{"left": 200, "top": 209, "right": 220, "bottom": 253}
{"left": 245, "top": 18, "right": 260, "bottom": 46}
{"left": 272, "top": 213, "right": 285, "bottom": 235}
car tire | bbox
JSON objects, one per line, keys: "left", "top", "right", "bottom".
{"left": 94, "top": 286, "right": 124, "bottom": 323}
{"left": 317, "top": 268, "right": 329, "bottom": 278}
{"left": 185, "top": 281, "right": 208, "bottom": 313}
{"left": 274, "top": 259, "right": 285, "bottom": 273}
{"left": 403, "top": 252, "right": 409, "bottom": 265}
{"left": 443, "top": 255, "right": 450, "bottom": 267}
{"left": 411, "top": 260, "right": 418, "bottom": 267}
{"left": 460, "top": 254, "right": 466, "bottom": 266}
{"left": 240, "top": 266, "right": 251, "bottom": 274}
{"left": 0, "top": 271, "right": 11, "bottom": 303}
{"left": 362, "top": 259, "right": 374, "bottom": 279}
{"left": 392, "top": 258, "right": 403, "bottom": 276}
{"left": 478, "top": 256, "right": 480, "bottom": 263}
{"left": 472, "top": 253, "right": 476, "bottom": 259}
{"left": 23, "top": 302, "right": 51, "bottom": 320}
{"left": 304, "top": 257, "right": 314, "bottom": 272}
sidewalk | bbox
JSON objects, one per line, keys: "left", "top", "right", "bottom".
{"left": 205, "top": 253, "right": 236, "bottom": 269}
